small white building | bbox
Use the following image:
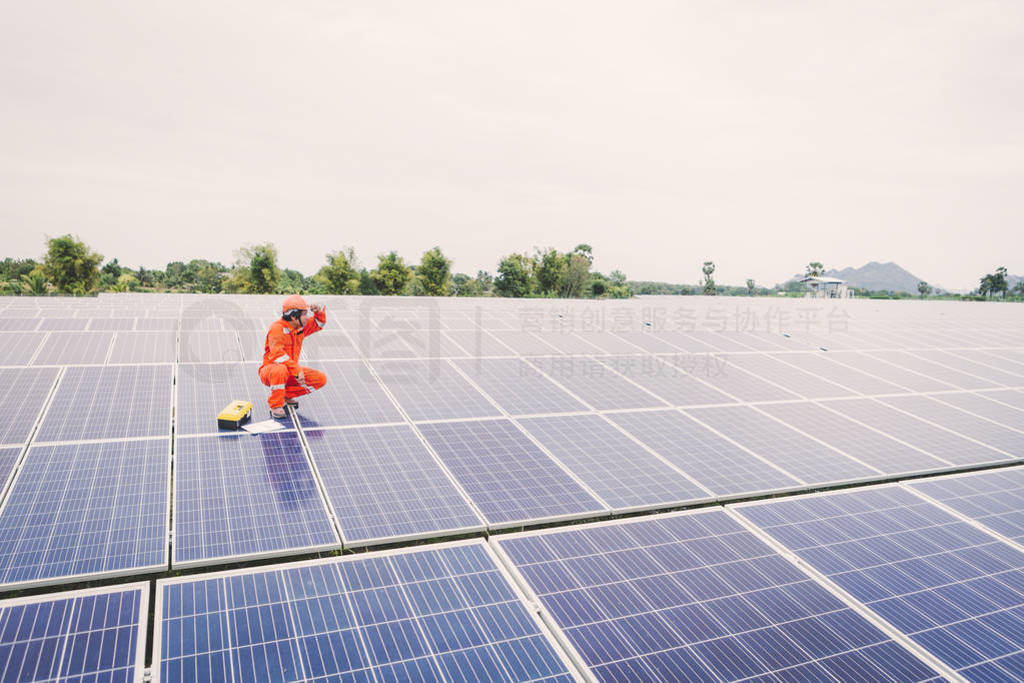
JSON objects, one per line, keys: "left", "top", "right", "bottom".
{"left": 800, "top": 276, "right": 851, "bottom": 299}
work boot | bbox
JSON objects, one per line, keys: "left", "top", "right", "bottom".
{"left": 285, "top": 398, "right": 299, "bottom": 408}
{"left": 270, "top": 406, "right": 287, "bottom": 419}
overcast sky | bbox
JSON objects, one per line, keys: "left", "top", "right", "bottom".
{"left": 2, "top": 2, "right": 1021, "bottom": 291}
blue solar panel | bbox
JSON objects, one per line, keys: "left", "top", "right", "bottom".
{"left": 292, "top": 360, "right": 404, "bottom": 428}
{"left": 32, "top": 331, "right": 113, "bottom": 366}
{"left": 760, "top": 402, "right": 950, "bottom": 476}
{"left": 417, "top": 419, "right": 605, "bottom": 527}
{"left": 527, "top": 357, "right": 666, "bottom": 410}
{"left": 0, "top": 447, "right": 21, "bottom": 498}
{"left": 495, "top": 510, "right": 939, "bottom": 681}
{"left": 178, "top": 330, "right": 241, "bottom": 363}
{"left": 372, "top": 359, "right": 502, "bottom": 421}
{"left": 687, "top": 406, "right": 882, "bottom": 485}
{"left": 880, "top": 395, "right": 1024, "bottom": 456}
{"left": 738, "top": 486, "right": 1024, "bottom": 679}
{"left": 0, "top": 583, "right": 146, "bottom": 683}
{"left": 155, "top": 541, "right": 575, "bottom": 682}
{"left": 107, "top": 331, "right": 177, "bottom": 363}
{"left": 452, "top": 357, "right": 588, "bottom": 416}
{"left": 303, "top": 425, "right": 483, "bottom": 545}
{"left": 517, "top": 414, "right": 713, "bottom": 510}
{"left": 0, "top": 439, "right": 169, "bottom": 589}
{"left": 910, "top": 467, "right": 1024, "bottom": 544}
{"left": 173, "top": 433, "right": 338, "bottom": 567}
{"left": 0, "top": 367, "right": 59, "bottom": 446}
{"left": 36, "top": 364, "right": 173, "bottom": 443}
{"left": 608, "top": 409, "right": 803, "bottom": 497}
{"left": 176, "top": 362, "right": 297, "bottom": 435}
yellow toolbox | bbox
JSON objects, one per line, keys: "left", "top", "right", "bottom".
{"left": 217, "top": 400, "right": 253, "bottom": 430}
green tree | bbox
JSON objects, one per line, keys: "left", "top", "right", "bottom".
{"left": 43, "top": 234, "right": 103, "bottom": 294}
{"left": 494, "top": 253, "right": 533, "bottom": 297}
{"left": 114, "top": 273, "right": 139, "bottom": 292}
{"left": 418, "top": 247, "right": 452, "bottom": 296}
{"left": 572, "top": 244, "right": 594, "bottom": 265}
{"left": 226, "top": 243, "right": 280, "bottom": 294}
{"left": 559, "top": 253, "right": 591, "bottom": 297}
{"left": 371, "top": 252, "right": 411, "bottom": 295}
{"left": 316, "top": 248, "right": 360, "bottom": 295}
{"left": 534, "top": 248, "right": 566, "bottom": 296}
{"left": 980, "top": 267, "right": 1009, "bottom": 299}
{"left": 358, "top": 268, "right": 379, "bottom": 295}
{"left": 702, "top": 261, "right": 716, "bottom": 296}
{"left": 917, "top": 281, "right": 932, "bottom": 299}
{"left": 805, "top": 261, "right": 825, "bottom": 278}
{"left": 193, "top": 261, "right": 226, "bottom": 293}
{"left": 746, "top": 278, "right": 756, "bottom": 295}
{"left": 20, "top": 267, "right": 49, "bottom": 295}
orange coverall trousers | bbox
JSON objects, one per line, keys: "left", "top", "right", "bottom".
{"left": 258, "top": 364, "right": 327, "bottom": 410}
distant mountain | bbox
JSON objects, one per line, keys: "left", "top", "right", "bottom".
{"left": 824, "top": 262, "right": 924, "bottom": 293}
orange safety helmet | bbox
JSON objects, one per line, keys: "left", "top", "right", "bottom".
{"left": 281, "top": 295, "right": 308, "bottom": 319}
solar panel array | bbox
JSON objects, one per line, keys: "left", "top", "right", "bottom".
{"left": 0, "top": 583, "right": 147, "bottom": 682}
{"left": 1, "top": 293, "right": 1023, "bottom": 679}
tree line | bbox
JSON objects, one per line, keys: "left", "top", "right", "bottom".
{"left": 0, "top": 235, "right": 634, "bottom": 299}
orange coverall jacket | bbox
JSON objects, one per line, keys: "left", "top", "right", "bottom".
{"left": 260, "top": 309, "right": 327, "bottom": 375}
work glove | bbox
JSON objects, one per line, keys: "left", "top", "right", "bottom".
{"left": 297, "top": 370, "right": 306, "bottom": 386}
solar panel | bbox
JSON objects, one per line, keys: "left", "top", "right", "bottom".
{"left": 36, "top": 364, "right": 173, "bottom": 443}
{"left": 490, "top": 330, "right": 563, "bottom": 356}
{"left": 452, "top": 358, "right": 588, "bottom": 416}
{"left": 826, "top": 351, "right": 955, "bottom": 392}
{"left": 385, "top": 328, "right": 470, "bottom": 358}
{"left": 135, "top": 317, "right": 179, "bottom": 331}
{"left": 933, "top": 391, "right": 1024, "bottom": 426}
{"left": 908, "top": 467, "right": 1024, "bottom": 544}
{"left": 737, "top": 486, "right": 1024, "bottom": 680}
{"left": 0, "top": 439, "right": 169, "bottom": 588}
{"left": 351, "top": 329, "right": 419, "bottom": 358}
{"left": 38, "top": 318, "right": 89, "bottom": 331}
{"left": 879, "top": 395, "right": 1024, "bottom": 456}
{"left": 0, "top": 332, "right": 43, "bottom": 366}
{"left": 494, "top": 509, "right": 941, "bottom": 681}
{"left": 610, "top": 331, "right": 683, "bottom": 353}
{"left": 826, "top": 398, "right": 1012, "bottom": 467}
{"left": 89, "top": 318, "right": 135, "bottom": 331}
{"left": 608, "top": 409, "right": 803, "bottom": 496}
{"left": 518, "top": 414, "right": 713, "bottom": 511}
{"left": 868, "top": 351, "right": 996, "bottom": 390}
{"left": 567, "top": 332, "right": 645, "bottom": 354}
{"left": 721, "top": 354, "right": 858, "bottom": 398}
{"left": 416, "top": 419, "right": 605, "bottom": 527}
{"left": 371, "top": 359, "right": 501, "bottom": 421}
{"left": 302, "top": 425, "right": 483, "bottom": 545}
{"left": 0, "top": 367, "right": 59, "bottom": 446}
{"left": 759, "top": 402, "right": 950, "bottom": 476}
{"left": 598, "top": 355, "right": 736, "bottom": 407}
{"left": 155, "top": 541, "right": 576, "bottom": 682}
{"left": 527, "top": 357, "right": 665, "bottom": 410}
{"left": 32, "top": 331, "right": 113, "bottom": 365}
{"left": 0, "top": 446, "right": 22, "bottom": 500}
{"left": 107, "top": 331, "right": 177, "bottom": 363}
{"left": 530, "top": 332, "right": 608, "bottom": 355}
{"left": 662, "top": 353, "right": 800, "bottom": 402}
{"left": 178, "top": 330, "right": 241, "bottom": 362}
{"left": 173, "top": 432, "right": 338, "bottom": 567}
{"left": 0, "top": 583, "right": 147, "bottom": 682}
{"left": 770, "top": 352, "right": 909, "bottom": 395}
{"left": 291, "top": 360, "right": 403, "bottom": 428}
{"left": 686, "top": 406, "right": 879, "bottom": 485}
{"left": 0, "top": 318, "right": 39, "bottom": 332}
{"left": 176, "top": 362, "right": 296, "bottom": 435}
{"left": 442, "top": 329, "right": 516, "bottom": 356}
{"left": 920, "top": 350, "right": 1024, "bottom": 386}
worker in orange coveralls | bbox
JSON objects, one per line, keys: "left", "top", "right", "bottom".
{"left": 259, "top": 295, "right": 328, "bottom": 418}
